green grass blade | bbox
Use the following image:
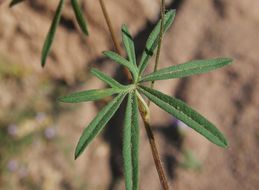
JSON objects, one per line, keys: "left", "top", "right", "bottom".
{"left": 123, "top": 92, "right": 139, "bottom": 190}
{"left": 58, "top": 88, "right": 122, "bottom": 103}
{"left": 140, "top": 58, "right": 233, "bottom": 82}
{"left": 139, "top": 86, "right": 228, "bottom": 148}
{"left": 103, "top": 51, "right": 138, "bottom": 81}
{"left": 71, "top": 0, "right": 89, "bottom": 35}
{"left": 91, "top": 68, "right": 125, "bottom": 89}
{"left": 138, "top": 10, "right": 176, "bottom": 75}
{"left": 75, "top": 92, "right": 126, "bottom": 159}
{"left": 41, "top": 0, "right": 65, "bottom": 67}
{"left": 121, "top": 24, "right": 137, "bottom": 66}
{"left": 9, "top": 0, "right": 25, "bottom": 7}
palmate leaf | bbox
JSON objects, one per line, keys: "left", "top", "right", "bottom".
{"left": 71, "top": 0, "right": 89, "bottom": 35}
{"left": 58, "top": 88, "right": 122, "bottom": 103}
{"left": 75, "top": 92, "right": 127, "bottom": 159}
{"left": 121, "top": 25, "right": 137, "bottom": 66}
{"left": 123, "top": 92, "right": 139, "bottom": 190}
{"left": 41, "top": 0, "right": 65, "bottom": 67}
{"left": 91, "top": 68, "right": 125, "bottom": 89}
{"left": 9, "top": 0, "right": 25, "bottom": 7}
{"left": 103, "top": 51, "right": 138, "bottom": 81}
{"left": 140, "top": 58, "right": 233, "bottom": 82}
{"left": 138, "top": 10, "right": 176, "bottom": 75}
{"left": 138, "top": 85, "right": 228, "bottom": 148}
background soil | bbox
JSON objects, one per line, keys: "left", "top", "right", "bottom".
{"left": 0, "top": 0, "right": 259, "bottom": 189}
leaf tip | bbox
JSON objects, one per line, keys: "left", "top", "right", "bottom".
{"left": 74, "top": 151, "right": 80, "bottom": 160}
{"left": 57, "top": 96, "right": 65, "bottom": 102}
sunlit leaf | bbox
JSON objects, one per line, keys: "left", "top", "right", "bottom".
{"left": 103, "top": 51, "right": 138, "bottom": 81}
{"left": 41, "top": 0, "right": 64, "bottom": 67}
{"left": 140, "top": 58, "right": 233, "bottom": 82}
{"left": 91, "top": 68, "right": 125, "bottom": 89}
{"left": 138, "top": 10, "right": 176, "bottom": 75}
{"left": 75, "top": 92, "right": 126, "bottom": 159}
{"left": 58, "top": 88, "right": 122, "bottom": 103}
{"left": 71, "top": 0, "right": 89, "bottom": 35}
{"left": 139, "top": 85, "right": 228, "bottom": 148}
{"left": 123, "top": 92, "right": 139, "bottom": 190}
{"left": 121, "top": 24, "right": 136, "bottom": 66}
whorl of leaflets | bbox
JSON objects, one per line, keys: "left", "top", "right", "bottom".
{"left": 59, "top": 9, "right": 232, "bottom": 190}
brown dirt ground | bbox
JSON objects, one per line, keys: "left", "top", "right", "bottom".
{"left": 0, "top": 0, "right": 259, "bottom": 190}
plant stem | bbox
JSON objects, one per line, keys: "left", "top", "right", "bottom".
{"left": 99, "top": 0, "right": 122, "bottom": 55}
{"left": 148, "top": 0, "right": 166, "bottom": 106}
{"left": 141, "top": 115, "right": 169, "bottom": 190}
{"left": 98, "top": 0, "right": 132, "bottom": 80}
{"left": 98, "top": 1, "right": 169, "bottom": 189}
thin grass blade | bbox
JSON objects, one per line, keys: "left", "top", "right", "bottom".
{"left": 71, "top": 0, "right": 89, "bottom": 35}
{"left": 75, "top": 92, "right": 126, "bottom": 159}
{"left": 123, "top": 92, "right": 139, "bottom": 190}
{"left": 139, "top": 86, "right": 228, "bottom": 148}
{"left": 103, "top": 51, "right": 138, "bottom": 81}
{"left": 91, "top": 68, "right": 125, "bottom": 89}
{"left": 121, "top": 24, "right": 136, "bottom": 66}
{"left": 58, "top": 88, "right": 122, "bottom": 103}
{"left": 138, "top": 10, "right": 176, "bottom": 75}
{"left": 41, "top": 0, "right": 65, "bottom": 67}
{"left": 140, "top": 58, "right": 233, "bottom": 82}
{"left": 9, "top": 0, "right": 25, "bottom": 7}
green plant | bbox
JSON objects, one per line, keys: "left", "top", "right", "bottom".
{"left": 59, "top": 9, "right": 232, "bottom": 190}
{"left": 9, "top": 0, "right": 233, "bottom": 189}
{"left": 10, "top": 0, "right": 89, "bottom": 67}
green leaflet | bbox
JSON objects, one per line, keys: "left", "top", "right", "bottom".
{"left": 140, "top": 58, "right": 233, "bottom": 82}
{"left": 121, "top": 25, "right": 137, "bottom": 66}
{"left": 71, "top": 0, "right": 89, "bottom": 35}
{"left": 41, "top": 0, "right": 64, "bottom": 67}
{"left": 75, "top": 92, "right": 126, "bottom": 159}
{"left": 58, "top": 88, "right": 122, "bottom": 103}
{"left": 138, "top": 10, "right": 176, "bottom": 75}
{"left": 9, "top": 0, "right": 25, "bottom": 7}
{"left": 123, "top": 92, "right": 139, "bottom": 190}
{"left": 131, "top": 92, "right": 139, "bottom": 190}
{"left": 139, "top": 85, "right": 228, "bottom": 148}
{"left": 103, "top": 51, "right": 138, "bottom": 81}
{"left": 123, "top": 93, "right": 133, "bottom": 190}
{"left": 91, "top": 68, "right": 125, "bottom": 89}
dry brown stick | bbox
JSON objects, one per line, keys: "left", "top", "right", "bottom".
{"left": 98, "top": 0, "right": 169, "bottom": 189}
{"left": 99, "top": 0, "right": 123, "bottom": 55}
{"left": 99, "top": 0, "right": 132, "bottom": 80}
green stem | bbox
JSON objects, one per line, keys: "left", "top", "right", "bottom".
{"left": 148, "top": 0, "right": 166, "bottom": 106}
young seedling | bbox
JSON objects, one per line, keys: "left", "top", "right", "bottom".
{"left": 9, "top": 0, "right": 89, "bottom": 67}
{"left": 59, "top": 10, "right": 233, "bottom": 190}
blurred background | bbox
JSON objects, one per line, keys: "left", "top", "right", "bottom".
{"left": 0, "top": 0, "right": 259, "bottom": 189}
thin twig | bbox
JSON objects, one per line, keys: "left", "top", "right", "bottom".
{"left": 99, "top": 0, "right": 123, "bottom": 55}
{"left": 142, "top": 116, "right": 169, "bottom": 190}
{"left": 98, "top": 0, "right": 169, "bottom": 189}
{"left": 148, "top": 0, "right": 166, "bottom": 106}
{"left": 99, "top": 0, "right": 132, "bottom": 80}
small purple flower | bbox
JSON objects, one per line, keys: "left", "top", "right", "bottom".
{"left": 35, "top": 112, "right": 46, "bottom": 123}
{"left": 44, "top": 127, "right": 56, "bottom": 139}
{"left": 7, "top": 160, "right": 18, "bottom": 172}
{"left": 7, "top": 124, "right": 17, "bottom": 136}
{"left": 171, "top": 119, "right": 188, "bottom": 130}
{"left": 18, "top": 166, "right": 28, "bottom": 178}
